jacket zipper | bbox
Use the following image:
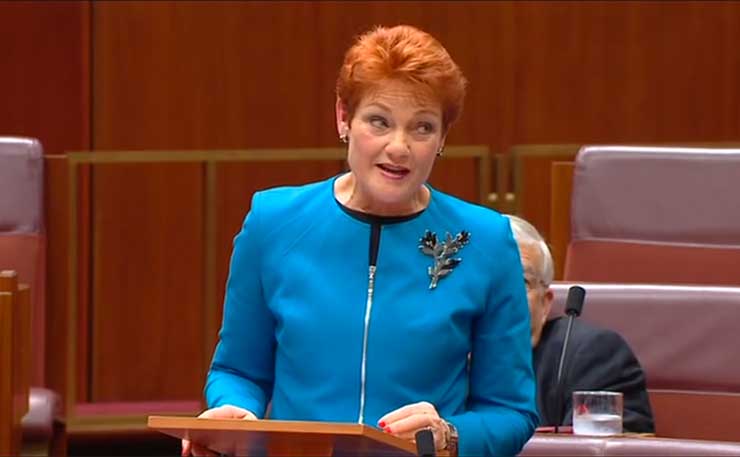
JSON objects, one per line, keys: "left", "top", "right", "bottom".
{"left": 358, "top": 223, "right": 381, "bottom": 424}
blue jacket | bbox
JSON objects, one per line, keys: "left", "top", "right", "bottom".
{"left": 206, "top": 176, "right": 538, "bottom": 456}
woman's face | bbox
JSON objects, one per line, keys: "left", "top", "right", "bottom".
{"left": 336, "top": 80, "right": 446, "bottom": 215}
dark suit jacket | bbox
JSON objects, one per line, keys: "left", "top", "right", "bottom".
{"left": 533, "top": 317, "right": 655, "bottom": 433}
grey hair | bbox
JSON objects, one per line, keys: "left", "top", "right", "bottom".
{"left": 504, "top": 214, "right": 554, "bottom": 286}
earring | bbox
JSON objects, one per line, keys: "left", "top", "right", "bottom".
{"left": 436, "top": 147, "right": 444, "bottom": 157}
{"left": 339, "top": 133, "right": 349, "bottom": 144}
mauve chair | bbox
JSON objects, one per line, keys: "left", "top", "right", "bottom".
{"left": 0, "top": 136, "right": 65, "bottom": 455}
{"left": 564, "top": 145, "right": 740, "bottom": 286}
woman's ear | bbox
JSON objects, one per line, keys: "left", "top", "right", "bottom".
{"left": 335, "top": 97, "right": 350, "bottom": 139}
{"left": 437, "top": 135, "right": 447, "bottom": 156}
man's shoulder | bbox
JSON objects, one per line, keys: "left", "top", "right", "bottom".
{"left": 540, "top": 317, "right": 629, "bottom": 352}
{"left": 572, "top": 319, "right": 628, "bottom": 348}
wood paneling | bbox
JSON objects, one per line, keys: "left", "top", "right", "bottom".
{"left": 91, "top": 1, "right": 322, "bottom": 149}
{"left": 512, "top": 145, "right": 580, "bottom": 241}
{"left": 46, "top": 157, "right": 93, "bottom": 406}
{"left": 91, "top": 0, "right": 740, "bottom": 177}
{"left": 44, "top": 156, "right": 71, "bottom": 406}
{"left": 549, "top": 162, "right": 574, "bottom": 280}
{"left": 500, "top": 1, "right": 740, "bottom": 149}
{"left": 90, "top": 163, "right": 205, "bottom": 401}
{"left": 428, "top": 157, "right": 481, "bottom": 204}
{"left": 0, "top": 1, "right": 90, "bottom": 155}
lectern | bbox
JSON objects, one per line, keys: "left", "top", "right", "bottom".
{"left": 148, "top": 416, "right": 435, "bottom": 456}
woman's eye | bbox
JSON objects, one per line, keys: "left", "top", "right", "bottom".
{"left": 370, "top": 116, "right": 388, "bottom": 129}
{"left": 416, "top": 122, "right": 435, "bottom": 134}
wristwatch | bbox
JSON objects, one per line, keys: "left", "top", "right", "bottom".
{"left": 443, "top": 420, "right": 459, "bottom": 457}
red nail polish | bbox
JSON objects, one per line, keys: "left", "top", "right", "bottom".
{"left": 384, "top": 426, "right": 392, "bottom": 433}
{"left": 378, "top": 421, "right": 386, "bottom": 428}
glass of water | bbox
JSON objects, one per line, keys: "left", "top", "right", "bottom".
{"left": 572, "top": 391, "right": 623, "bottom": 436}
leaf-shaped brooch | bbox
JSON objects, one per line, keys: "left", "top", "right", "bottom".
{"left": 418, "top": 230, "right": 471, "bottom": 290}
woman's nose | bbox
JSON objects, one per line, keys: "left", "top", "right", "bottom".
{"left": 386, "top": 131, "right": 410, "bottom": 157}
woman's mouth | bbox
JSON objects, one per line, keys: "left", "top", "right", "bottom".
{"left": 377, "top": 164, "right": 410, "bottom": 179}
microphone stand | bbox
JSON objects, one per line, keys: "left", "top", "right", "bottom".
{"left": 553, "top": 286, "right": 585, "bottom": 433}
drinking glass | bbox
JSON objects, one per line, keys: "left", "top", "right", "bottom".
{"left": 572, "top": 391, "right": 623, "bottom": 436}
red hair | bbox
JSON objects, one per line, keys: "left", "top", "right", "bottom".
{"left": 336, "top": 25, "right": 467, "bottom": 130}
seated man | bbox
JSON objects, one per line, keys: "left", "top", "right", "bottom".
{"left": 505, "top": 214, "right": 655, "bottom": 433}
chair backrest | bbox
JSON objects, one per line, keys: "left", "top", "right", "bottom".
{"left": 564, "top": 145, "right": 740, "bottom": 285}
{"left": 0, "top": 136, "right": 46, "bottom": 385}
{"left": 0, "top": 271, "right": 31, "bottom": 455}
{"left": 549, "top": 282, "right": 740, "bottom": 441}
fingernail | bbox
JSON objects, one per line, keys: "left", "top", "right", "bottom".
{"left": 378, "top": 420, "right": 386, "bottom": 428}
{"left": 384, "top": 426, "right": 392, "bottom": 433}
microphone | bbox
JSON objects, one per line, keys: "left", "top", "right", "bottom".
{"left": 564, "top": 285, "right": 585, "bottom": 317}
{"left": 553, "top": 285, "right": 586, "bottom": 433}
{"left": 415, "top": 428, "right": 436, "bottom": 457}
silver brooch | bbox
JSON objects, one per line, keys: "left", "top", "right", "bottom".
{"left": 419, "top": 230, "right": 471, "bottom": 290}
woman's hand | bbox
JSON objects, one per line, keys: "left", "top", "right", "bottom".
{"left": 378, "top": 401, "right": 451, "bottom": 450}
{"left": 181, "top": 405, "right": 257, "bottom": 456}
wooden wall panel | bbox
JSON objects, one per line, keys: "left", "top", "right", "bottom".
{"left": 45, "top": 156, "right": 93, "bottom": 406}
{"left": 90, "top": 163, "right": 205, "bottom": 402}
{"left": 92, "top": 1, "right": 321, "bottom": 149}
{"left": 550, "top": 162, "right": 575, "bottom": 281}
{"left": 501, "top": 1, "right": 740, "bottom": 149}
{"left": 518, "top": 155, "right": 562, "bottom": 237}
{"left": 513, "top": 145, "right": 580, "bottom": 241}
{"left": 46, "top": 157, "right": 97, "bottom": 407}
{"left": 44, "top": 156, "right": 71, "bottom": 406}
{"left": 91, "top": 1, "right": 740, "bottom": 178}
{"left": 427, "top": 157, "right": 480, "bottom": 204}
{"left": 0, "top": 1, "right": 90, "bottom": 155}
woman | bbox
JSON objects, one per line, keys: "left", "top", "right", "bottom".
{"left": 184, "top": 25, "right": 537, "bottom": 457}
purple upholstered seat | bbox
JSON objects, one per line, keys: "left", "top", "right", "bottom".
{"left": 564, "top": 145, "right": 740, "bottom": 286}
